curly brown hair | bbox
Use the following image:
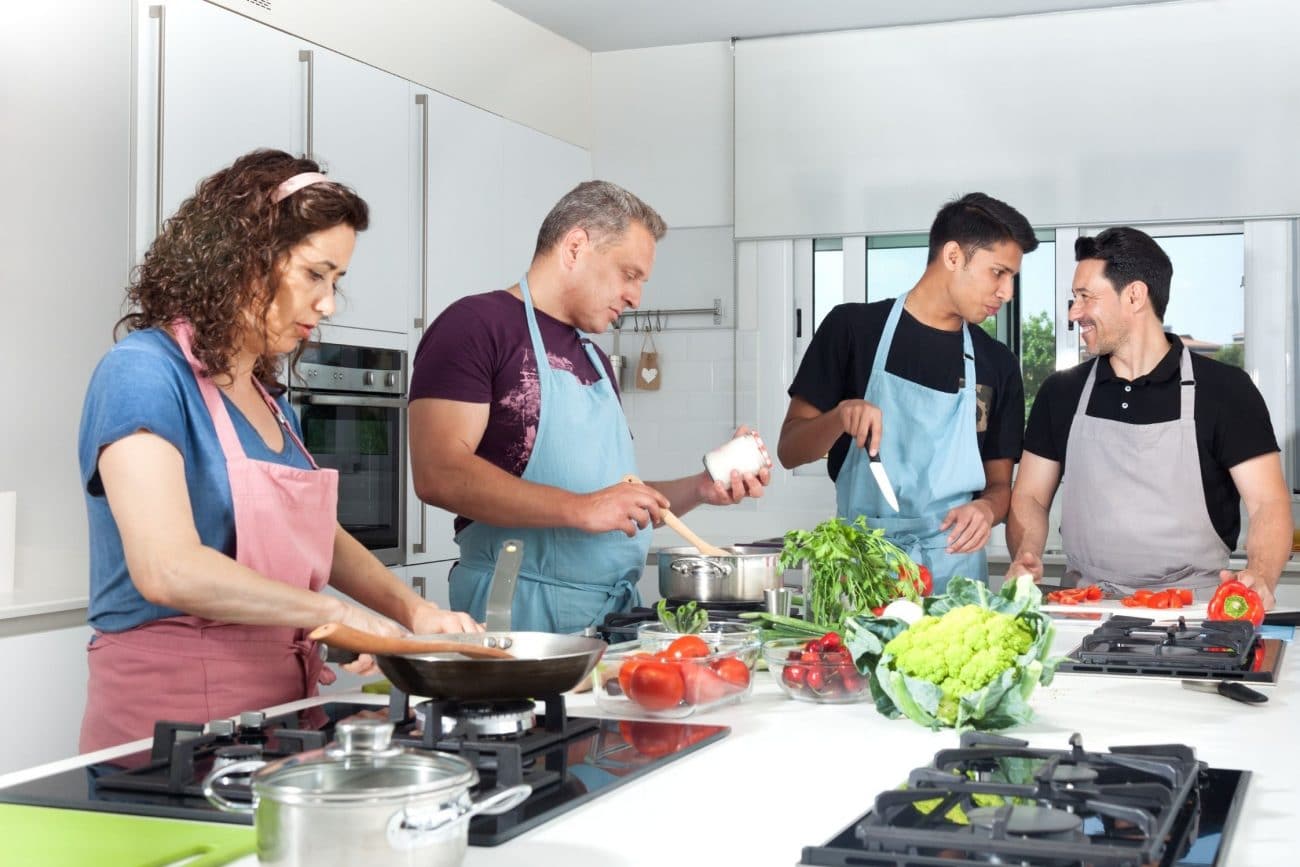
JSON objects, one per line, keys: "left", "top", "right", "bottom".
{"left": 118, "top": 149, "right": 370, "bottom": 387}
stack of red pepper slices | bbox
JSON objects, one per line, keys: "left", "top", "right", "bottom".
{"left": 1044, "top": 585, "right": 1104, "bottom": 605}
{"left": 1119, "top": 588, "right": 1194, "bottom": 609}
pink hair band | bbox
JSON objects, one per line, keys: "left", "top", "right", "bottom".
{"left": 272, "top": 171, "right": 330, "bottom": 203}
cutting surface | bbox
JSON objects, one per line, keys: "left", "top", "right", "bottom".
{"left": 0, "top": 804, "right": 254, "bottom": 867}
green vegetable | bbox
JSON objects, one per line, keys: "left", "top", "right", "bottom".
{"left": 656, "top": 599, "right": 707, "bottom": 634}
{"left": 779, "top": 516, "right": 919, "bottom": 633}
{"left": 846, "top": 575, "right": 1059, "bottom": 731}
{"left": 738, "top": 610, "right": 835, "bottom": 645}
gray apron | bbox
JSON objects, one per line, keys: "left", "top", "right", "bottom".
{"left": 1060, "top": 347, "right": 1229, "bottom": 595}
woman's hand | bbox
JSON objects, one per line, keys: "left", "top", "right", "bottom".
{"left": 409, "top": 603, "right": 484, "bottom": 635}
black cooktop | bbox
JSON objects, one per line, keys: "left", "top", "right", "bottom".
{"left": 1057, "top": 616, "right": 1286, "bottom": 682}
{"left": 802, "top": 731, "right": 1248, "bottom": 867}
{"left": 0, "top": 696, "right": 728, "bottom": 846}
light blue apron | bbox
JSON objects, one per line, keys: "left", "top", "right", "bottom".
{"left": 835, "top": 294, "right": 988, "bottom": 591}
{"left": 448, "top": 274, "right": 651, "bottom": 633}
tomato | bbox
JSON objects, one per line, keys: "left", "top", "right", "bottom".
{"left": 665, "top": 635, "right": 710, "bottom": 659}
{"left": 617, "top": 652, "right": 653, "bottom": 696}
{"left": 628, "top": 659, "right": 685, "bottom": 710}
{"left": 681, "top": 663, "right": 731, "bottom": 705}
{"left": 711, "top": 656, "right": 751, "bottom": 689}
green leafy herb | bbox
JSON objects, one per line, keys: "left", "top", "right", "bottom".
{"left": 656, "top": 599, "right": 707, "bottom": 634}
{"left": 779, "top": 516, "right": 919, "bottom": 633}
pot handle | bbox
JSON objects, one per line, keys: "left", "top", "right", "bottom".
{"left": 201, "top": 758, "right": 266, "bottom": 815}
{"left": 387, "top": 784, "right": 533, "bottom": 850}
{"left": 670, "top": 556, "right": 733, "bottom": 579}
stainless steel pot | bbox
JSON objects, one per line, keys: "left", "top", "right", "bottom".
{"left": 657, "top": 545, "right": 783, "bottom": 602}
{"left": 203, "top": 718, "right": 530, "bottom": 867}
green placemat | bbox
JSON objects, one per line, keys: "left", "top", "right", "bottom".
{"left": 0, "top": 804, "right": 255, "bottom": 867}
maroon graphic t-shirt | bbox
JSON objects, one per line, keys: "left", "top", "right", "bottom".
{"left": 409, "top": 290, "right": 619, "bottom": 533}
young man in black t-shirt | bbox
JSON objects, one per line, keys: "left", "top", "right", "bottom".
{"left": 1006, "top": 227, "right": 1290, "bottom": 608}
{"left": 779, "top": 193, "right": 1036, "bottom": 589}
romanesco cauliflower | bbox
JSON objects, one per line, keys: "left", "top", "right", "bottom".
{"left": 882, "top": 604, "right": 1033, "bottom": 724}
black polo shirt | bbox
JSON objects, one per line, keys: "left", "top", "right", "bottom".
{"left": 1023, "top": 333, "right": 1279, "bottom": 550}
{"left": 789, "top": 300, "right": 1025, "bottom": 483}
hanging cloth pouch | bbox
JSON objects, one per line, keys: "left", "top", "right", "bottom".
{"left": 635, "top": 331, "right": 662, "bottom": 391}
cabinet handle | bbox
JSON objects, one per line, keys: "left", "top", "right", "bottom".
{"left": 413, "top": 94, "right": 429, "bottom": 330}
{"left": 149, "top": 5, "right": 166, "bottom": 237}
{"left": 299, "top": 49, "right": 314, "bottom": 160}
{"left": 412, "top": 575, "right": 427, "bottom": 599}
{"left": 413, "top": 501, "right": 427, "bottom": 555}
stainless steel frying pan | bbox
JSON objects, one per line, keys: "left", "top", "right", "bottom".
{"left": 363, "top": 540, "right": 606, "bottom": 700}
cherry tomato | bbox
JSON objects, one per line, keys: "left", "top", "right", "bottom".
{"left": 665, "top": 635, "right": 710, "bottom": 659}
{"left": 711, "top": 656, "right": 751, "bottom": 690}
{"left": 628, "top": 659, "right": 685, "bottom": 710}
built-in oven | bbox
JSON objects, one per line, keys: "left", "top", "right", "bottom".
{"left": 288, "top": 342, "right": 407, "bottom": 566}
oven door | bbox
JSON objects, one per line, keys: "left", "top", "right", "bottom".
{"left": 291, "top": 392, "right": 407, "bottom": 566}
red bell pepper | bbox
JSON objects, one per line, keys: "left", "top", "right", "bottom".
{"left": 1207, "top": 580, "right": 1265, "bottom": 627}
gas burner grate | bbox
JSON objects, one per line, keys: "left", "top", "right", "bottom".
{"left": 1057, "top": 616, "right": 1286, "bottom": 681}
{"left": 802, "top": 731, "right": 1249, "bottom": 867}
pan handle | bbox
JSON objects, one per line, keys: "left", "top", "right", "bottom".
{"left": 670, "top": 556, "right": 733, "bottom": 579}
{"left": 484, "top": 539, "right": 524, "bottom": 632}
{"left": 387, "top": 784, "right": 533, "bottom": 850}
{"left": 202, "top": 759, "right": 265, "bottom": 815}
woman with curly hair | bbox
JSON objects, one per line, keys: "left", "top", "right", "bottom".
{"left": 77, "top": 149, "right": 479, "bottom": 751}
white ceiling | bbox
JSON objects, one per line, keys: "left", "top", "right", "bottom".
{"left": 492, "top": 0, "right": 1181, "bottom": 52}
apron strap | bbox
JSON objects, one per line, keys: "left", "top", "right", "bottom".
{"left": 1177, "top": 346, "right": 1195, "bottom": 422}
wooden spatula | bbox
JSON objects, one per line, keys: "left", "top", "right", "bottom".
{"left": 623, "top": 474, "right": 731, "bottom": 557}
{"left": 309, "top": 622, "right": 516, "bottom": 659}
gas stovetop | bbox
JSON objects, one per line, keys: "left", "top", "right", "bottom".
{"left": 1057, "top": 616, "right": 1286, "bottom": 682}
{"left": 0, "top": 691, "right": 728, "bottom": 846}
{"left": 802, "top": 731, "right": 1248, "bottom": 867}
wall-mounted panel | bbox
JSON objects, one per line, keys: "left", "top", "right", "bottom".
{"left": 736, "top": 0, "right": 1300, "bottom": 238}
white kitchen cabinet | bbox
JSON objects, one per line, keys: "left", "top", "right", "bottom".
{"left": 309, "top": 50, "right": 413, "bottom": 334}
{"left": 501, "top": 120, "right": 593, "bottom": 277}
{"left": 135, "top": 0, "right": 301, "bottom": 260}
{"left": 406, "top": 559, "right": 456, "bottom": 611}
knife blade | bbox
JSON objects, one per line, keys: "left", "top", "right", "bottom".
{"left": 1180, "top": 679, "right": 1268, "bottom": 704}
{"left": 869, "top": 453, "right": 900, "bottom": 512}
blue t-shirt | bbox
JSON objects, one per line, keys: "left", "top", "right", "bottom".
{"left": 79, "top": 329, "right": 313, "bottom": 632}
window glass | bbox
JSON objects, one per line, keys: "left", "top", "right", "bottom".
{"left": 1077, "top": 232, "right": 1244, "bottom": 368}
{"left": 812, "top": 238, "right": 843, "bottom": 333}
{"left": 866, "top": 235, "right": 927, "bottom": 302}
{"left": 1017, "top": 240, "right": 1056, "bottom": 419}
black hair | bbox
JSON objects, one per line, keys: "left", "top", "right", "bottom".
{"left": 926, "top": 192, "right": 1038, "bottom": 264}
{"left": 1074, "top": 227, "right": 1172, "bottom": 320}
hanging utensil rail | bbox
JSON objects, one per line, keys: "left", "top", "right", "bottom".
{"left": 616, "top": 298, "right": 723, "bottom": 330}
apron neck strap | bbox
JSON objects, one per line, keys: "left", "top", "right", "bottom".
{"left": 876, "top": 294, "right": 977, "bottom": 390}
{"left": 1178, "top": 346, "right": 1196, "bottom": 421}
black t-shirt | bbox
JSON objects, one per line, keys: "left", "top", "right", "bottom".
{"left": 1023, "top": 333, "right": 1279, "bottom": 550}
{"left": 788, "top": 300, "right": 1025, "bottom": 483}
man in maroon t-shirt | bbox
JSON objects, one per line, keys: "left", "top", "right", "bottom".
{"left": 408, "top": 181, "right": 771, "bottom": 631}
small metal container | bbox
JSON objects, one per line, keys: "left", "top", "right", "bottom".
{"left": 657, "top": 545, "right": 783, "bottom": 602}
{"left": 202, "top": 718, "right": 530, "bottom": 867}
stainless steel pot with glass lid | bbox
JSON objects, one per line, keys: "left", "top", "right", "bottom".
{"left": 202, "top": 718, "right": 530, "bottom": 867}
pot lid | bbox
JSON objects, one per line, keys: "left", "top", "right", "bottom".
{"left": 251, "top": 718, "right": 476, "bottom": 805}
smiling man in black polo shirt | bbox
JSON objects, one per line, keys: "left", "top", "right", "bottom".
{"left": 1006, "top": 227, "right": 1292, "bottom": 609}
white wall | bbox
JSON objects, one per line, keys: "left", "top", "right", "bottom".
{"left": 592, "top": 41, "right": 733, "bottom": 229}
{"left": 735, "top": 0, "right": 1300, "bottom": 239}
{"left": 207, "top": 0, "right": 592, "bottom": 148}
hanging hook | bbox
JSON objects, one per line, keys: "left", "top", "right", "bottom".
{"left": 632, "top": 310, "right": 641, "bottom": 333}
{"left": 655, "top": 311, "right": 663, "bottom": 332}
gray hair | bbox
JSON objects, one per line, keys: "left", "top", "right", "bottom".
{"left": 532, "top": 180, "right": 667, "bottom": 260}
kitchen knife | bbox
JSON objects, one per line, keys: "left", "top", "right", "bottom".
{"left": 1180, "top": 680, "right": 1268, "bottom": 704}
{"left": 869, "top": 453, "right": 900, "bottom": 512}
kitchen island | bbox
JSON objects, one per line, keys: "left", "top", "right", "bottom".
{"left": 3, "top": 597, "right": 1296, "bottom": 867}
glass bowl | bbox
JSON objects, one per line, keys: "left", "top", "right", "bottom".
{"left": 762, "top": 637, "right": 872, "bottom": 704}
{"left": 635, "top": 621, "right": 763, "bottom": 669}
{"left": 594, "top": 643, "right": 755, "bottom": 719}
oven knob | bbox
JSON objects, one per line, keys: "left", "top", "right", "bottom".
{"left": 238, "top": 711, "right": 267, "bottom": 732}
{"left": 306, "top": 368, "right": 317, "bottom": 378}
{"left": 385, "top": 372, "right": 397, "bottom": 388}
{"left": 364, "top": 371, "right": 375, "bottom": 386}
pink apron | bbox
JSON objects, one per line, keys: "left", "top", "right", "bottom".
{"left": 80, "top": 322, "right": 339, "bottom": 752}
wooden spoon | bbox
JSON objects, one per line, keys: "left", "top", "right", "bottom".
{"left": 309, "top": 623, "right": 516, "bottom": 659}
{"left": 623, "top": 474, "right": 731, "bottom": 557}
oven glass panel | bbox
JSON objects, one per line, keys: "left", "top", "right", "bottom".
{"left": 298, "top": 402, "right": 401, "bottom": 554}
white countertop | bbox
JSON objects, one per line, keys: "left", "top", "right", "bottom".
{"left": 5, "top": 600, "right": 1298, "bottom": 867}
